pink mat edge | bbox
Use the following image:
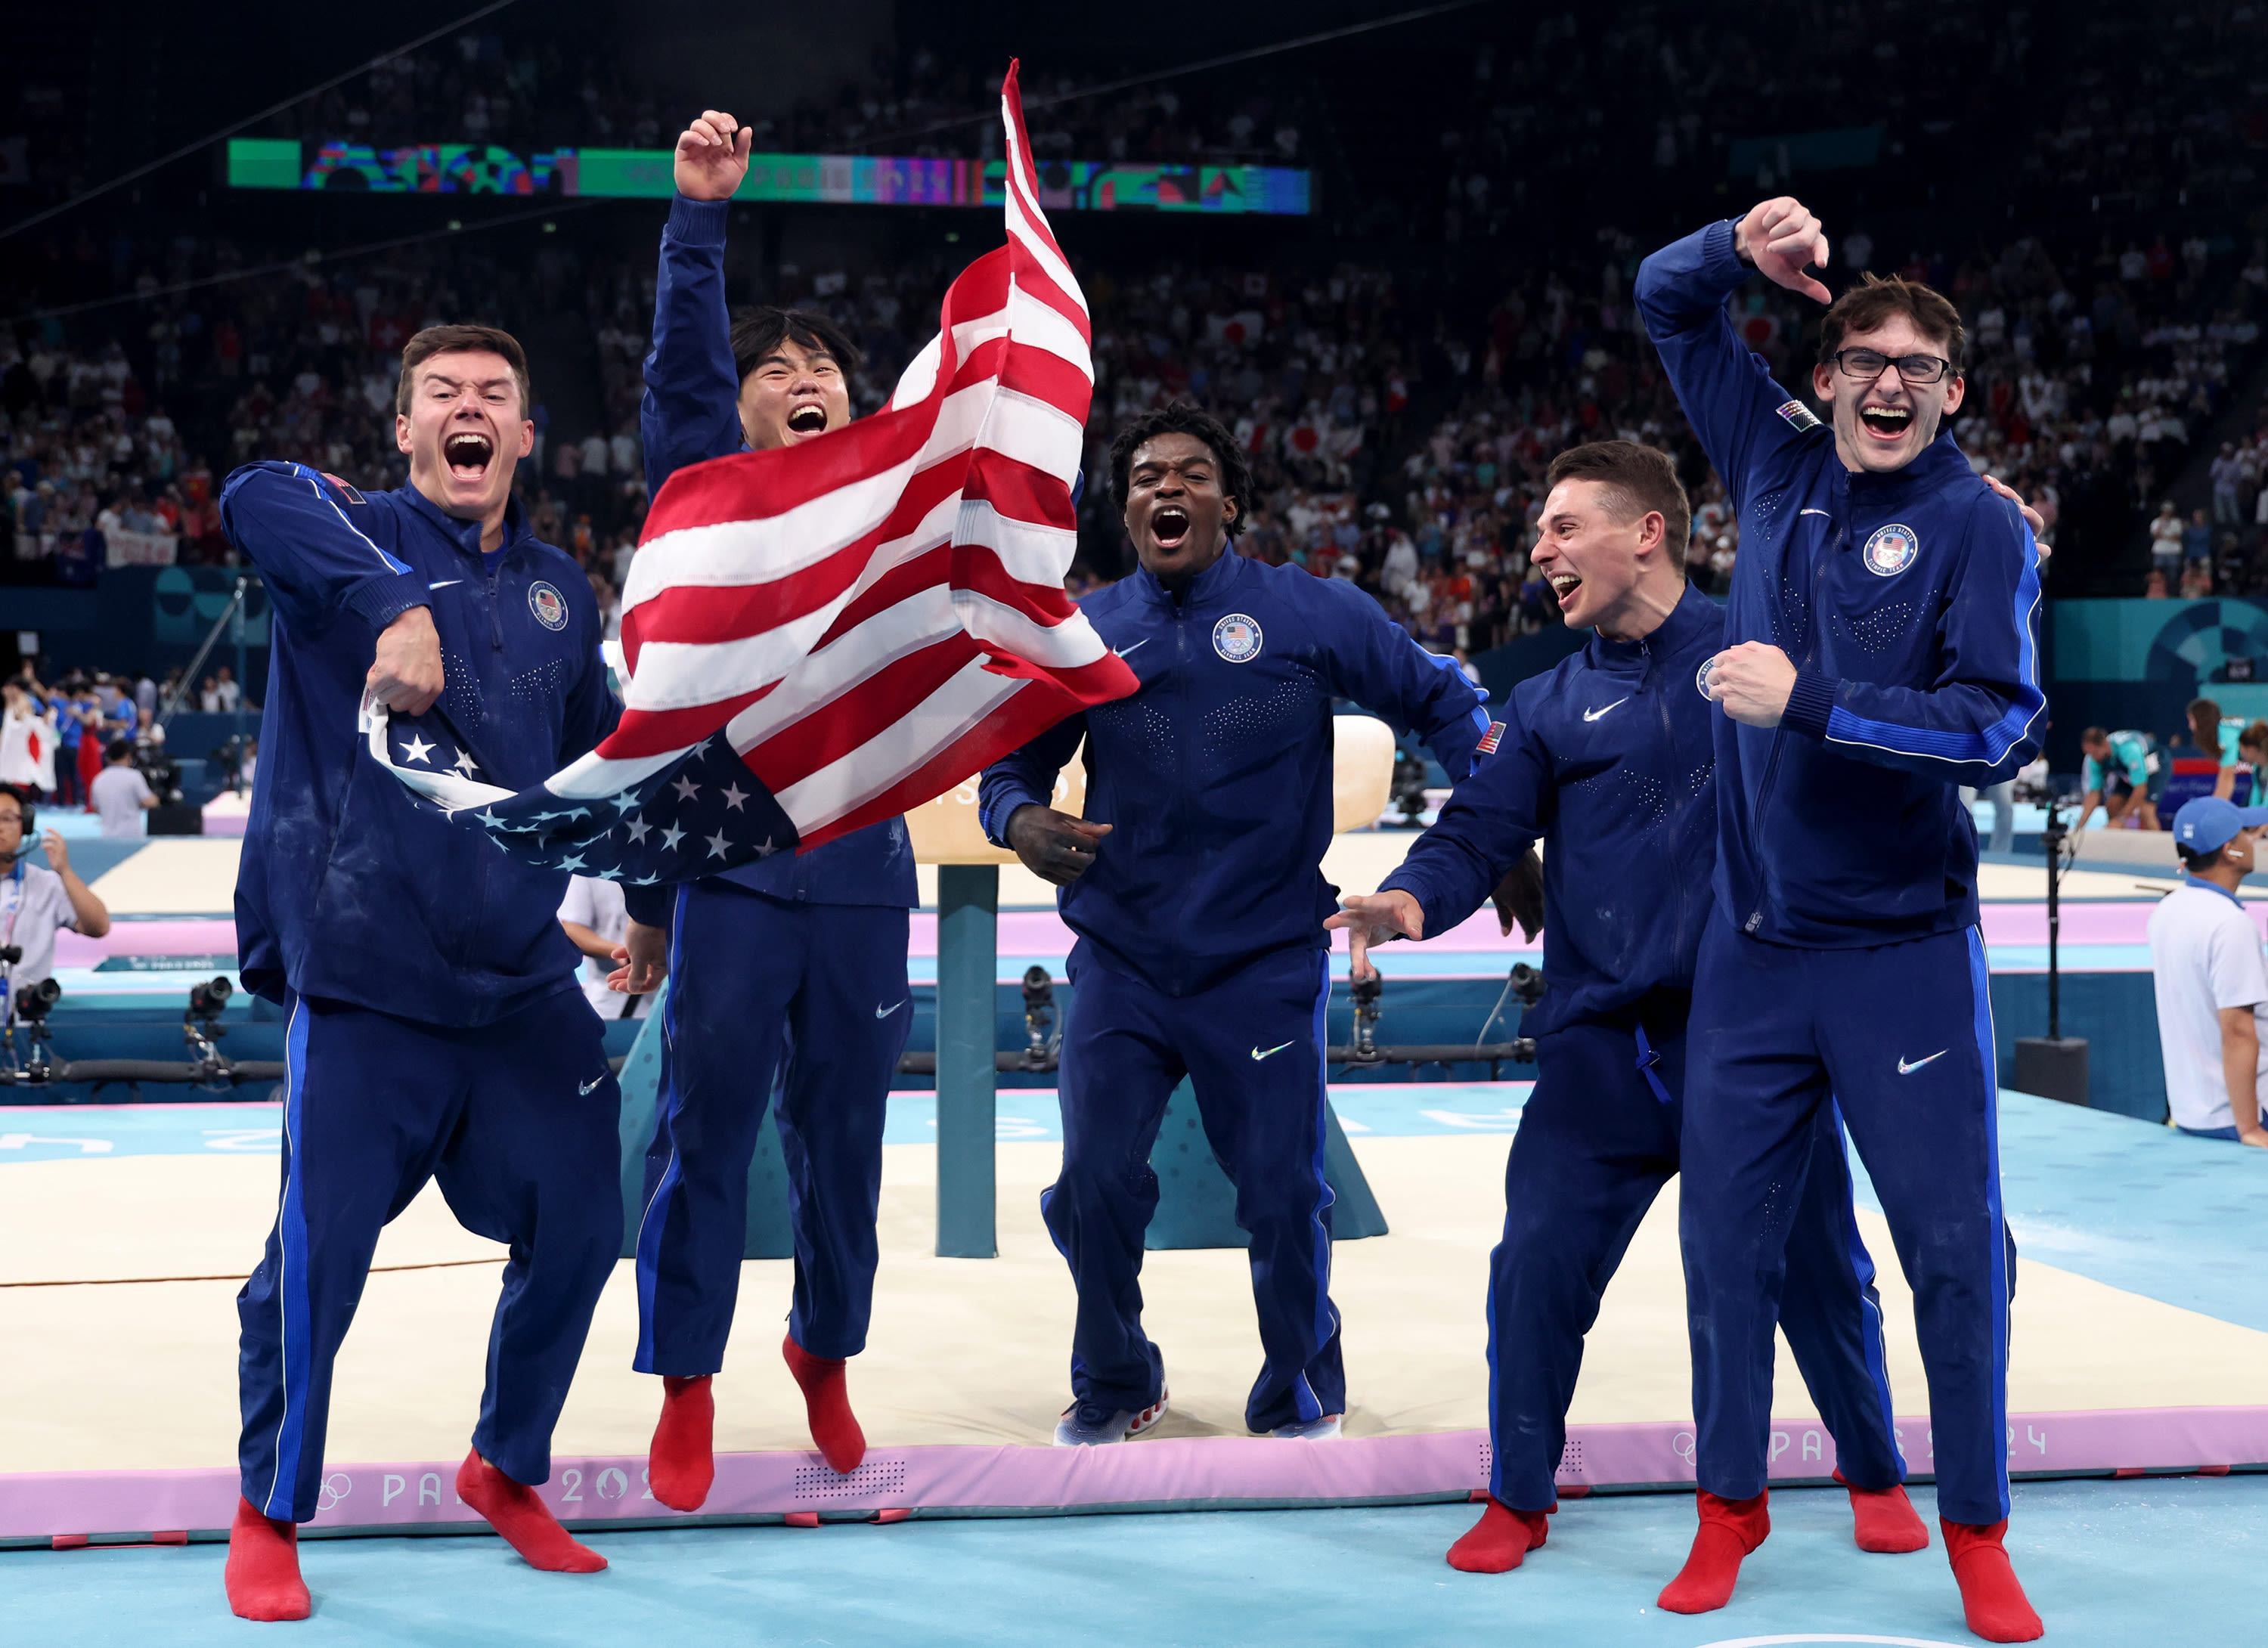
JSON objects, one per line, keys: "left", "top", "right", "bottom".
{"left": 6, "top": 1405, "right": 2262, "bottom": 1541}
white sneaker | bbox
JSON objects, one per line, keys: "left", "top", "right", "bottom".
{"left": 1052, "top": 1388, "right": 1170, "bottom": 1446}
{"left": 1269, "top": 1413, "right": 1344, "bottom": 1441}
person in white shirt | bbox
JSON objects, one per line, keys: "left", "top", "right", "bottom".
{"left": 0, "top": 787, "right": 111, "bottom": 1002}
{"left": 2146, "top": 796, "right": 2268, "bottom": 1146}
{"left": 88, "top": 741, "right": 156, "bottom": 838}
{"left": 558, "top": 873, "right": 651, "bottom": 1019}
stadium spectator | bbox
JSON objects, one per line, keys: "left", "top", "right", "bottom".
{"left": 88, "top": 739, "right": 156, "bottom": 839}
{"left": 2183, "top": 507, "right": 2214, "bottom": 569}
{"left": 0, "top": 786, "right": 111, "bottom": 993}
{"left": 2147, "top": 797, "right": 2268, "bottom": 1146}
{"left": 0, "top": 681, "right": 57, "bottom": 798}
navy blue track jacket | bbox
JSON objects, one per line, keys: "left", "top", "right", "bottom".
{"left": 223, "top": 463, "right": 621, "bottom": 1027}
{"left": 637, "top": 193, "right": 916, "bottom": 912}
{"left": 1635, "top": 221, "right": 2046, "bottom": 948}
{"left": 1380, "top": 583, "right": 1724, "bottom": 1040}
{"left": 978, "top": 550, "right": 1492, "bottom": 997}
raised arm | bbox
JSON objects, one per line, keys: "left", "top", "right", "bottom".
{"left": 1636, "top": 201, "right": 1830, "bottom": 501}
{"left": 640, "top": 112, "right": 754, "bottom": 496}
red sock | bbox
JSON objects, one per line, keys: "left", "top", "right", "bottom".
{"left": 1836, "top": 1471, "right": 1930, "bottom": 1553}
{"left": 454, "top": 1451, "right": 606, "bottom": 1574}
{"left": 1657, "top": 1489, "right": 1770, "bottom": 1615}
{"left": 224, "top": 1496, "right": 310, "bottom": 1622}
{"left": 1445, "top": 1497, "right": 1551, "bottom": 1572}
{"left": 648, "top": 1374, "right": 715, "bottom": 1512}
{"left": 783, "top": 1333, "right": 866, "bottom": 1474}
{"left": 1943, "top": 1518, "right": 2043, "bottom": 1643}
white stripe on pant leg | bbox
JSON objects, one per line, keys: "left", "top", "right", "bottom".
{"left": 1967, "top": 926, "right": 2015, "bottom": 1519}
{"left": 262, "top": 992, "right": 304, "bottom": 1518}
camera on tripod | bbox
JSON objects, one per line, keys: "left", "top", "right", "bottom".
{"left": 183, "top": 974, "right": 235, "bottom": 1079}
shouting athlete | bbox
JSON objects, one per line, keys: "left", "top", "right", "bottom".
{"left": 612, "top": 110, "right": 916, "bottom": 1511}
{"left": 222, "top": 326, "right": 625, "bottom": 1619}
{"left": 979, "top": 404, "right": 1492, "bottom": 1445}
{"left": 1637, "top": 197, "right": 2046, "bottom": 1640}
{"left": 1329, "top": 438, "right": 1928, "bottom": 1576}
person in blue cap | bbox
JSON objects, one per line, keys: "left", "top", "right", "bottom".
{"left": 2146, "top": 795, "right": 2268, "bottom": 1148}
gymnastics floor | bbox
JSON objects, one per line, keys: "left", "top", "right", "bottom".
{"left": 3, "top": 1080, "right": 2263, "bottom": 1643}
{"left": 9, "top": 1477, "right": 2265, "bottom": 1646}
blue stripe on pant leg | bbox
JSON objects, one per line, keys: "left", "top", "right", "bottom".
{"left": 1966, "top": 926, "right": 2015, "bottom": 1523}
{"left": 260, "top": 993, "right": 314, "bottom": 1520}
{"left": 631, "top": 886, "right": 692, "bottom": 1374}
{"left": 1295, "top": 949, "right": 1339, "bottom": 1423}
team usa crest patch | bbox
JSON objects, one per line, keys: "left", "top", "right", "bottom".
{"left": 1774, "top": 398, "right": 1823, "bottom": 433}
{"left": 1213, "top": 613, "right": 1263, "bottom": 662}
{"left": 1862, "top": 522, "right": 1919, "bottom": 578}
{"left": 528, "top": 581, "right": 569, "bottom": 630}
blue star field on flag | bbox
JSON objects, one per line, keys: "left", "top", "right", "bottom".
{"left": 369, "top": 702, "right": 800, "bottom": 884}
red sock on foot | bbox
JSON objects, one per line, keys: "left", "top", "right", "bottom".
{"left": 1943, "top": 1518, "right": 2043, "bottom": 1643}
{"left": 1657, "top": 1490, "right": 1770, "bottom": 1615}
{"left": 648, "top": 1374, "right": 716, "bottom": 1512}
{"left": 1445, "top": 1497, "right": 1551, "bottom": 1572}
{"left": 455, "top": 1451, "right": 606, "bottom": 1573}
{"left": 225, "top": 1496, "right": 310, "bottom": 1622}
{"left": 1836, "top": 1471, "right": 1930, "bottom": 1553}
{"left": 783, "top": 1333, "right": 866, "bottom": 1474}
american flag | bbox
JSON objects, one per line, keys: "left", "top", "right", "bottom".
{"left": 373, "top": 64, "right": 1136, "bottom": 883}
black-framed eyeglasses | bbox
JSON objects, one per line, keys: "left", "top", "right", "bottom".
{"left": 1831, "top": 348, "right": 1956, "bottom": 386}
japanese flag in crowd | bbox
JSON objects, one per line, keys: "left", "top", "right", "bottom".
{"left": 370, "top": 64, "right": 1136, "bottom": 884}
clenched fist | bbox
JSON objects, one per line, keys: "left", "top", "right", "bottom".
{"left": 366, "top": 606, "right": 444, "bottom": 716}
{"left": 1704, "top": 641, "right": 1798, "bottom": 728}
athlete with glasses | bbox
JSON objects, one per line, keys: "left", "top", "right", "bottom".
{"left": 1637, "top": 196, "right": 2046, "bottom": 1641}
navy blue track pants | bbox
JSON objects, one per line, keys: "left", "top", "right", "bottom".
{"left": 1682, "top": 918, "right": 2015, "bottom": 1525}
{"left": 1487, "top": 1009, "right": 1905, "bottom": 1511}
{"left": 237, "top": 987, "right": 621, "bottom": 1523}
{"left": 634, "top": 881, "right": 909, "bottom": 1374}
{"left": 1045, "top": 943, "right": 1342, "bottom": 1434}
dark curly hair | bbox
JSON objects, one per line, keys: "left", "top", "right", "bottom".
{"left": 1106, "top": 403, "right": 1250, "bottom": 539}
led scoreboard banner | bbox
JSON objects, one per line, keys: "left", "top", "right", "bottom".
{"left": 225, "top": 138, "right": 1312, "bottom": 215}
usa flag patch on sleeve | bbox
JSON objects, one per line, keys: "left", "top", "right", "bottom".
{"left": 320, "top": 472, "right": 367, "bottom": 506}
{"left": 1775, "top": 399, "right": 1823, "bottom": 433}
{"left": 1476, "top": 720, "right": 1506, "bottom": 754}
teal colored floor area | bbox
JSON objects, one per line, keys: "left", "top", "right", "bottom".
{"left": 6, "top": 1478, "right": 2256, "bottom": 1647}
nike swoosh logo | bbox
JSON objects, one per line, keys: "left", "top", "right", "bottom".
{"left": 428, "top": 578, "right": 463, "bottom": 590}
{"left": 1582, "top": 697, "right": 1630, "bottom": 722}
{"left": 1897, "top": 1049, "right": 1948, "bottom": 1075}
{"left": 1117, "top": 639, "right": 1149, "bottom": 658}
{"left": 876, "top": 1000, "right": 906, "bottom": 1018}
{"left": 578, "top": 1075, "right": 606, "bottom": 1094}
{"left": 1799, "top": 508, "right": 1832, "bottom": 519}
{"left": 1250, "top": 1040, "right": 1296, "bottom": 1061}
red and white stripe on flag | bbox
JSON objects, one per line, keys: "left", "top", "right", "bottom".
{"left": 562, "top": 62, "right": 1133, "bottom": 850}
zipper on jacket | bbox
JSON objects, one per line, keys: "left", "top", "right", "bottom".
{"left": 484, "top": 556, "right": 505, "bottom": 650}
{"left": 1743, "top": 513, "right": 1841, "bottom": 934}
{"left": 1170, "top": 590, "right": 1193, "bottom": 997}
{"left": 1642, "top": 633, "right": 1691, "bottom": 962}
